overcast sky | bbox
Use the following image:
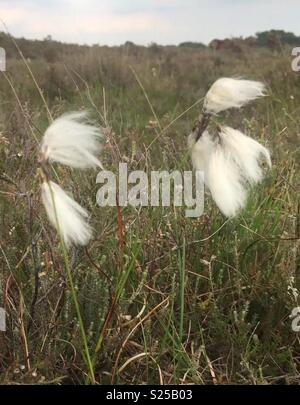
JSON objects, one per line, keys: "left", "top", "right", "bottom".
{"left": 1, "top": 0, "right": 300, "bottom": 45}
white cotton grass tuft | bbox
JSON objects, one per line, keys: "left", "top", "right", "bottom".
{"left": 41, "top": 180, "right": 93, "bottom": 247}
{"left": 188, "top": 130, "right": 215, "bottom": 171}
{"left": 189, "top": 127, "right": 271, "bottom": 217}
{"left": 40, "top": 111, "right": 103, "bottom": 169}
{"left": 218, "top": 126, "right": 271, "bottom": 183}
{"left": 203, "top": 78, "right": 266, "bottom": 114}
{"left": 205, "top": 142, "right": 247, "bottom": 217}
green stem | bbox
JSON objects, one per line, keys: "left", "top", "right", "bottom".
{"left": 48, "top": 181, "right": 95, "bottom": 384}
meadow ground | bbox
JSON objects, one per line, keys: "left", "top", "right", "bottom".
{"left": 0, "top": 39, "right": 299, "bottom": 384}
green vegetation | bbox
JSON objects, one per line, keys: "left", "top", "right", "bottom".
{"left": 0, "top": 32, "right": 299, "bottom": 384}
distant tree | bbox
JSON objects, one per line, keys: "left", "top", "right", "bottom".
{"left": 124, "top": 41, "right": 135, "bottom": 47}
{"left": 178, "top": 41, "right": 206, "bottom": 49}
{"left": 256, "top": 30, "right": 300, "bottom": 48}
{"left": 244, "top": 36, "right": 257, "bottom": 47}
{"left": 209, "top": 39, "right": 242, "bottom": 54}
{"left": 44, "top": 35, "right": 53, "bottom": 42}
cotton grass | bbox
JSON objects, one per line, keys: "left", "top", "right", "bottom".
{"left": 189, "top": 78, "right": 271, "bottom": 217}
{"left": 203, "top": 78, "right": 266, "bottom": 114}
{"left": 40, "top": 111, "right": 103, "bottom": 169}
{"left": 41, "top": 181, "right": 92, "bottom": 247}
{"left": 39, "top": 111, "right": 102, "bottom": 247}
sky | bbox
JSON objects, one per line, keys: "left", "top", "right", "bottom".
{"left": 1, "top": 0, "right": 300, "bottom": 46}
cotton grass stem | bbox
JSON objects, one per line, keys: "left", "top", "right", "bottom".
{"left": 46, "top": 179, "right": 95, "bottom": 384}
{"left": 178, "top": 237, "right": 186, "bottom": 342}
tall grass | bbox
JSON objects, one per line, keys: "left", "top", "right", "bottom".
{"left": 0, "top": 39, "right": 299, "bottom": 384}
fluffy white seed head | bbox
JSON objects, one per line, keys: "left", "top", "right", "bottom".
{"left": 41, "top": 180, "right": 92, "bottom": 247}
{"left": 203, "top": 78, "right": 266, "bottom": 114}
{"left": 188, "top": 130, "right": 215, "bottom": 171}
{"left": 218, "top": 126, "right": 272, "bottom": 183}
{"left": 189, "top": 127, "right": 271, "bottom": 217}
{"left": 206, "top": 142, "right": 247, "bottom": 217}
{"left": 40, "top": 112, "right": 103, "bottom": 169}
